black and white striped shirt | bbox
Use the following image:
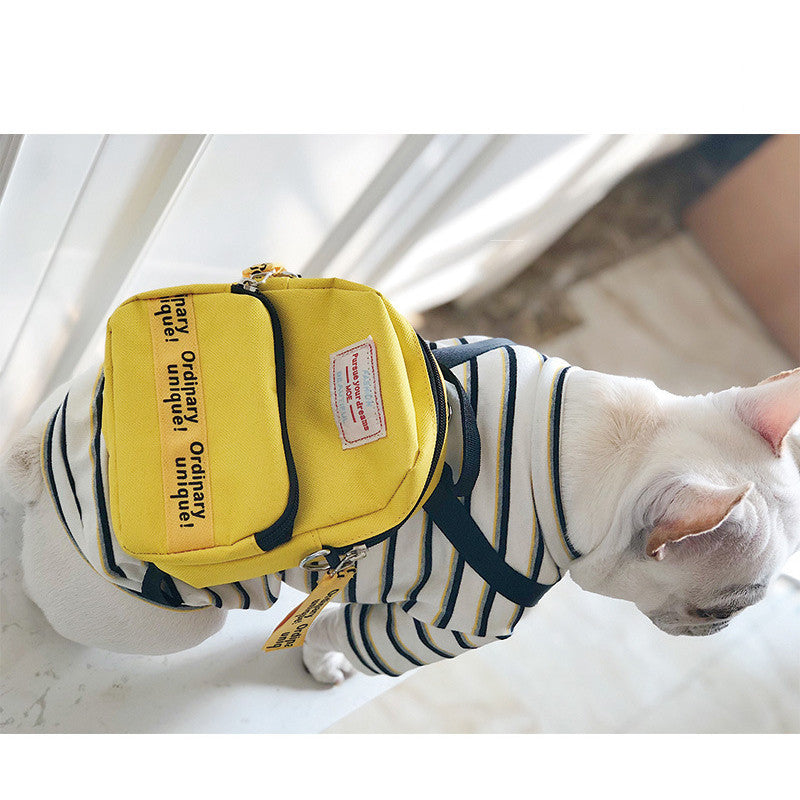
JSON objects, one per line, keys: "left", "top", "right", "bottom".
{"left": 41, "top": 338, "right": 578, "bottom": 675}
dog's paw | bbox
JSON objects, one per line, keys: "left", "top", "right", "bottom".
{"left": 302, "top": 646, "right": 356, "bottom": 686}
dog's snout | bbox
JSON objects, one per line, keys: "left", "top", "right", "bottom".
{"left": 688, "top": 607, "right": 733, "bottom": 621}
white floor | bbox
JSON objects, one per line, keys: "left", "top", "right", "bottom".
{"left": 326, "top": 233, "right": 800, "bottom": 733}
{"left": 1, "top": 233, "right": 797, "bottom": 734}
{"left": 0, "top": 491, "right": 404, "bottom": 732}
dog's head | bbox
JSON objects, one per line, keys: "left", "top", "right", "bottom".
{"left": 568, "top": 367, "right": 800, "bottom": 636}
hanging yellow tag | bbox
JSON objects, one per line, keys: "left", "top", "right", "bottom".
{"left": 263, "top": 567, "right": 356, "bottom": 652}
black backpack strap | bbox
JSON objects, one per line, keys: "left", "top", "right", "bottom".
{"left": 141, "top": 562, "right": 184, "bottom": 607}
{"left": 431, "top": 338, "right": 514, "bottom": 498}
{"left": 437, "top": 362, "right": 481, "bottom": 498}
{"left": 423, "top": 463, "right": 552, "bottom": 608}
{"left": 432, "top": 337, "right": 515, "bottom": 369}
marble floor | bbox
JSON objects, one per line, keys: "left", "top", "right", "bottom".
{"left": 326, "top": 232, "right": 800, "bottom": 733}
{"left": 0, "top": 499, "right": 405, "bottom": 733}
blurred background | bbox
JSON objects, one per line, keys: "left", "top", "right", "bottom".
{"left": 1, "top": 133, "right": 798, "bottom": 733}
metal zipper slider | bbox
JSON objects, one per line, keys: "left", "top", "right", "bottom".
{"left": 299, "top": 544, "right": 368, "bottom": 574}
{"left": 334, "top": 545, "right": 368, "bottom": 573}
{"left": 239, "top": 262, "right": 300, "bottom": 291}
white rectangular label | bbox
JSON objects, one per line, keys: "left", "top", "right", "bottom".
{"left": 329, "top": 336, "right": 387, "bottom": 449}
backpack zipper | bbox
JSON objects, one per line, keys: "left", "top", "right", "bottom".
{"left": 230, "top": 280, "right": 300, "bottom": 552}
{"left": 240, "top": 262, "right": 300, "bottom": 291}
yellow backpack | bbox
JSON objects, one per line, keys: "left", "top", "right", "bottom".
{"left": 102, "top": 264, "right": 448, "bottom": 588}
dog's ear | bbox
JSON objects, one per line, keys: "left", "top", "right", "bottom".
{"left": 736, "top": 367, "right": 800, "bottom": 456}
{"left": 1, "top": 430, "right": 44, "bottom": 504}
{"left": 646, "top": 480, "right": 752, "bottom": 561}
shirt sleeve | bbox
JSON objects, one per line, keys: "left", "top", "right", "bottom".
{"left": 333, "top": 601, "right": 511, "bottom": 677}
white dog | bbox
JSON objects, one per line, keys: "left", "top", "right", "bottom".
{"left": 4, "top": 339, "right": 800, "bottom": 685}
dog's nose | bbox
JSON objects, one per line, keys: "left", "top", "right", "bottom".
{"left": 688, "top": 606, "right": 734, "bottom": 621}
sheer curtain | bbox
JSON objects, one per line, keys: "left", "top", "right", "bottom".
{"left": 0, "top": 133, "right": 691, "bottom": 448}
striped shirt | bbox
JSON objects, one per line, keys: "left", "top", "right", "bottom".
{"left": 41, "top": 338, "right": 578, "bottom": 674}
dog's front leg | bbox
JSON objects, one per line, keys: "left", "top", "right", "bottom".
{"left": 302, "top": 604, "right": 357, "bottom": 685}
{"left": 303, "top": 601, "right": 496, "bottom": 684}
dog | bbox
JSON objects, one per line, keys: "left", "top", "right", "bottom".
{"left": 4, "top": 337, "right": 800, "bottom": 686}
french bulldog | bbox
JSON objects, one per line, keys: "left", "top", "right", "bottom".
{"left": 3, "top": 343, "right": 800, "bottom": 686}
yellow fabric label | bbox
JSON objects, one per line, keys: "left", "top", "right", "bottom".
{"left": 263, "top": 567, "right": 356, "bottom": 652}
{"left": 147, "top": 294, "right": 215, "bottom": 552}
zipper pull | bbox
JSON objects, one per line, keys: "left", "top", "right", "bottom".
{"left": 263, "top": 545, "right": 367, "bottom": 653}
{"left": 239, "top": 262, "right": 299, "bottom": 292}
{"left": 331, "top": 544, "right": 368, "bottom": 573}
{"left": 299, "top": 544, "right": 368, "bottom": 575}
